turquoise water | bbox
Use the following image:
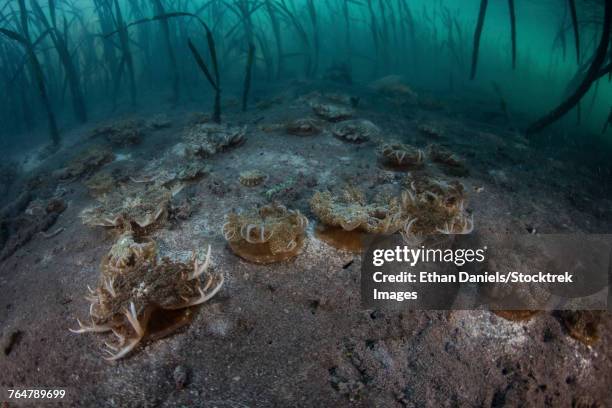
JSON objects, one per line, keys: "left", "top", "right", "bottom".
{"left": 0, "top": 0, "right": 610, "bottom": 147}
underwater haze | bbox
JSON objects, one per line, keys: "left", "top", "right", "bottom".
{"left": 0, "top": 0, "right": 611, "bottom": 148}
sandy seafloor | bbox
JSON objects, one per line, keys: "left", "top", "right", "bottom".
{"left": 0, "top": 80, "right": 611, "bottom": 407}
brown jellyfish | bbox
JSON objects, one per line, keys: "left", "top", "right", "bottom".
{"left": 222, "top": 203, "right": 308, "bottom": 264}
{"left": 311, "top": 102, "right": 354, "bottom": 122}
{"left": 184, "top": 123, "right": 246, "bottom": 158}
{"left": 70, "top": 235, "right": 224, "bottom": 360}
{"left": 310, "top": 186, "right": 403, "bottom": 252}
{"left": 427, "top": 144, "right": 469, "bottom": 177}
{"left": 378, "top": 141, "right": 425, "bottom": 170}
{"left": 239, "top": 170, "right": 268, "bottom": 187}
{"left": 331, "top": 119, "right": 380, "bottom": 144}
{"left": 80, "top": 183, "right": 172, "bottom": 236}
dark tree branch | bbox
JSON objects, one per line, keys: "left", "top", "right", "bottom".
{"left": 526, "top": 0, "right": 612, "bottom": 135}
{"left": 508, "top": 0, "right": 516, "bottom": 69}
{"left": 470, "top": 0, "right": 488, "bottom": 79}
{"left": 568, "top": 0, "right": 580, "bottom": 63}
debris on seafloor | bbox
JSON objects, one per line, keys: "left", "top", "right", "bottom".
{"left": 69, "top": 233, "right": 223, "bottom": 360}
{"left": 222, "top": 203, "right": 308, "bottom": 264}
{"left": 310, "top": 186, "right": 403, "bottom": 252}
{"left": 331, "top": 119, "right": 380, "bottom": 144}
{"left": 184, "top": 123, "right": 246, "bottom": 158}
{"left": 239, "top": 170, "right": 268, "bottom": 187}
{"left": 54, "top": 146, "right": 115, "bottom": 180}
{"left": 80, "top": 183, "right": 172, "bottom": 236}
{"left": 0, "top": 196, "right": 66, "bottom": 261}
{"left": 378, "top": 141, "right": 425, "bottom": 170}
{"left": 89, "top": 119, "right": 144, "bottom": 147}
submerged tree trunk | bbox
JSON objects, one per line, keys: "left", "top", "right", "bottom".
{"left": 401, "top": 0, "right": 418, "bottom": 68}
{"left": 526, "top": 0, "right": 611, "bottom": 135}
{"left": 306, "top": 0, "right": 319, "bottom": 77}
{"left": 31, "top": 0, "right": 87, "bottom": 123}
{"left": 256, "top": 31, "right": 273, "bottom": 81}
{"left": 568, "top": 0, "right": 580, "bottom": 64}
{"left": 30, "top": 52, "right": 60, "bottom": 146}
{"left": 152, "top": 0, "right": 180, "bottom": 102}
{"left": 242, "top": 43, "right": 255, "bottom": 112}
{"left": 113, "top": 0, "right": 137, "bottom": 106}
{"left": 508, "top": 0, "right": 516, "bottom": 69}
{"left": 265, "top": 0, "right": 283, "bottom": 79}
{"left": 93, "top": 0, "right": 120, "bottom": 97}
{"left": 187, "top": 29, "right": 221, "bottom": 123}
{"left": 275, "top": 0, "right": 312, "bottom": 78}
{"left": 5, "top": 0, "right": 60, "bottom": 146}
{"left": 342, "top": 0, "right": 351, "bottom": 64}
{"left": 366, "top": 0, "right": 380, "bottom": 76}
{"left": 470, "top": 0, "right": 488, "bottom": 80}
{"left": 63, "top": 47, "right": 88, "bottom": 123}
